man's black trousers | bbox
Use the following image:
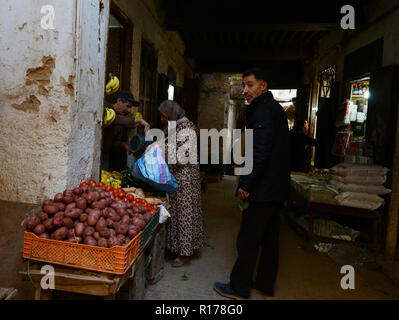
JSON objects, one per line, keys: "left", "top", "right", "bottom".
{"left": 230, "top": 201, "right": 282, "bottom": 297}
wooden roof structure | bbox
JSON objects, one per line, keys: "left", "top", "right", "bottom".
{"left": 160, "top": 0, "right": 367, "bottom": 87}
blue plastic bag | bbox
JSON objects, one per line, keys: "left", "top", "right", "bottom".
{"left": 132, "top": 146, "right": 178, "bottom": 193}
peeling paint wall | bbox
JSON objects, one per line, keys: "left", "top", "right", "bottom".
{"left": 0, "top": 0, "right": 109, "bottom": 204}
{"left": 67, "top": 0, "right": 110, "bottom": 188}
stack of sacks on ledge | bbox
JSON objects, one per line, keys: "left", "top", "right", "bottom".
{"left": 330, "top": 163, "right": 391, "bottom": 210}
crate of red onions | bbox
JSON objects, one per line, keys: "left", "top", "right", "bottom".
{"left": 22, "top": 180, "right": 160, "bottom": 275}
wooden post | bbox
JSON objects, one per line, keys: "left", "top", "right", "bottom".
{"left": 128, "top": 255, "right": 145, "bottom": 300}
{"left": 147, "top": 225, "right": 166, "bottom": 285}
{"left": 34, "top": 288, "right": 52, "bottom": 300}
{"left": 385, "top": 107, "right": 399, "bottom": 257}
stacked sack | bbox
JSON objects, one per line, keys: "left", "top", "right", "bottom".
{"left": 330, "top": 163, "right": 391, "bottom": 210}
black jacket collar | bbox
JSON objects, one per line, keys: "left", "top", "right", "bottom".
{"left": 248, "top": 91, "right": 273, "bottom": 111}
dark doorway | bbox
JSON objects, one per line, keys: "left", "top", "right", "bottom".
{"left": 182, "top": 77, "right": 200, "bottom": 126}
{"left": 104, "top": 2, "right": 133, "bottom": 105}
{"left": 139, "top": 40, "right": 158, "bottom": 128}
{"left": 101, "top": 3, "right": 133, "bottom": 171}
{"left": 314, "top": 65, "right": 339, "bottom": 169}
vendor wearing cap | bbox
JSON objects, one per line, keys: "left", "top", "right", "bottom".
{"left": 102, "top": 91, "right": 150, "bottom": 171}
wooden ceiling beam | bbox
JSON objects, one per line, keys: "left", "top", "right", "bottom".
{"left": 165, "top": 22, "right": 339, "bottom": 32}
{"left": 186, "top": 42, "right": 312, "bottom": 61}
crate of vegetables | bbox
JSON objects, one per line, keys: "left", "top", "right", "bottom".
{"left": 139, "top": 208, "right": 160, "bottom": 252}
{"left": 22, "top": 181, "right": 155, "bottom": 275}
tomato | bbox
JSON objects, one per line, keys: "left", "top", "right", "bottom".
{"left": 85, "top": 180, "right": 96, "bottom": 186}
{"left": 126, "top": 194, "right": 134, "bottom": 201}
{"left": 85, "top": 179, "right": 96, "bottom": 186}
{"left": 116, "top": 188, "right": 124, "bottom": 194}
{"left": 142, "top": 200, "right": 148, "bottom": 206}
{"left": 105, "top": 185, "right": 113, "bottom": 192}
{"left": 118, "top": 191, "right": 126, "bottom": 199}
{"left": 79, "top": 182, "right": 87, "bottom": 188}
{"left": 97, "top": 182, "right": 105, "bottom": 187}
{"left": 123, "top": 197, "right": 129, "bottom": 202}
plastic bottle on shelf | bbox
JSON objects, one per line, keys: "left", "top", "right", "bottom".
{"left": 352, "top": 84, "right": 357, "bottom": 95}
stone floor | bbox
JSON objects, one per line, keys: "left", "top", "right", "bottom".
{"left": 144, "top": 176, "right": 399, "bottom": 300}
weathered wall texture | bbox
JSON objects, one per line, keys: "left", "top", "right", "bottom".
{"left": 67, "top": 0, "right": 110, "bottom": 188}
{"left": 113, "top": 0, "right": 195, "bottom": 100}
{"left": 197, "top": 73, "right": 245, "bottom": 159}
{"left": 198, "top": 73, "right": 231, "bottom": 132}
{"left": 303, "top": 5, "right": 399, "bottom": 137}
{"left": 305, "top": 6, "right": 399, "bottom": 90}
{"left": 0, "top": 0, "right": 109, "bottom": 204}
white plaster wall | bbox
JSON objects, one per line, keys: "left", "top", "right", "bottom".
{"left": 0, "top": 0, "right": 76, "bottom": 203}
{"left": 67, "top": 0, "right": 110, "bottom": 188}
{"left": 0, "top": 0, "right": 109, "bottom": 204}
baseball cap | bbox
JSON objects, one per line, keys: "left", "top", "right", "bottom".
{"left": 117, "top": 91, "right": 140, "bottom": 106}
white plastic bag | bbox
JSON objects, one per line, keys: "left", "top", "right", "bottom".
{"left": 158, "top": 205, "right": 171, "bottom": 224}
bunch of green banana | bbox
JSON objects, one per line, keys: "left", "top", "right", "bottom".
{"left": 104, "top": 107, "right": 116, "bottom": 127}
{"left": 105, "top": 73, "right": 119, "bottom": 95}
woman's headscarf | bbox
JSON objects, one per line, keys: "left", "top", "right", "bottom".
{"left": 158, "top": 100, "right": 186, "bottom": 121}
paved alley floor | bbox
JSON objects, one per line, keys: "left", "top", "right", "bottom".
{"left": 144, "top": 176, "right": 399, "bottom": 300}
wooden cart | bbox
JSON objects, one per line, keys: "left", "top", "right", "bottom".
{"left": 19, "top": 224, "right": 166, "bottom": 300}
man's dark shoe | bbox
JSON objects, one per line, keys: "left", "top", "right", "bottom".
{"left": 213, "top": 282, "right": 249, "bottom": 300}
{"left": 252, "top": 281, "right": 274, "bottom": 297}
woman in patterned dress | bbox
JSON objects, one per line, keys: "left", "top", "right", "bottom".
{"left": 156, "top": 100, "right": 204, "bottom": 267}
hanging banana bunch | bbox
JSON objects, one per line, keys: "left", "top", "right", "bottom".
{"left": 103, "top": 107, "right": 116, "bottom": 127}
{"left": 105, "top": 73, "right": 120, "bottom": 95}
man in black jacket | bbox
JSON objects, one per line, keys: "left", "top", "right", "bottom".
{"left": 214, "top": 68, "right": 290, "bottom": 299}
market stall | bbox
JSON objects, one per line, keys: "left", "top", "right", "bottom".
{"left": 19, "top": 178, "right": 169, "bottom": 300}
{"left": 287, "top": 165, "right": 390, "bottom": 253}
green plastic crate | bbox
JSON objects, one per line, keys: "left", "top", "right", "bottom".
{"left": 139, "top": 208, "right": 160, "bottom": 252}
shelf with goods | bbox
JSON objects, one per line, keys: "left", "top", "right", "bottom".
{"left": 333, "top": 76, "right": 373, "bottom": 165}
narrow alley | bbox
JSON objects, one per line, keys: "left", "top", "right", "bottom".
{"left": 145, "top": 176, "right": 399, "bottom": 300}
{"left": 2, "top": 0, "right": 399, "bottom": 306}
